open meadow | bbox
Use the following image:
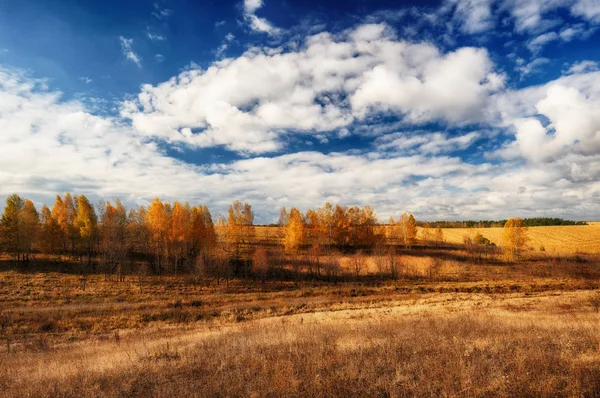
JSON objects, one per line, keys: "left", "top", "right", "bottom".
{"left": 1, "top": 226, "right": 600, "bottom": 397}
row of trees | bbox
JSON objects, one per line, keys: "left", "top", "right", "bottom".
{"left": 0, "top": 193, "right": 531, "bottom": 279}
{"left": 0, "top": 193, "right": 219, "bottom": 275}
{"left": 421, "top": 218, "right": 585, "bottom": 228}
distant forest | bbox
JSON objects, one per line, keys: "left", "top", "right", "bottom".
{"left": 418, "top": 218, "right": 588, "bottom": 228}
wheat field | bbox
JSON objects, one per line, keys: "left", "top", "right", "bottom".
{"left": 435, "top": 222, "right": 600, "bottom": 254}
{"left": 255, "top": 223, "right": 600, "bottom": 254}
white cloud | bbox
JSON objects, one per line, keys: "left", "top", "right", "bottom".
{"left": 571, "top": 0, "right": 600, "bottom": 22}
{"left": 351, "top": 47, "right": 504, "bottom": 123}
{"left": 119, "top": 37, "right": 141, "bottom": 67}
{"left": 515, "top": 57, "right": 550, "bottom": 77}
{"left": 559, "top": 23, "right": 597, "bottom": 41}
{"left": 78, "top": 76, "right": 93, "bottom": 84}
{"left": 2, "top": 65, "right": 600, "bottom": 222}
{"left": 527, "top": 31, "right": 558, "bottom": 52}
{"left": 567, "top": 60, "right": 599, "bottom": 74}
{"left": 444, "top": 0, "right": 495, "bottom": 34}
{"left": 375, "top": 131, "right": 481, "bottom": 155}
{"left": 242, "top": 0, "right": 281, "bottom": 35}
{"left": 147, "top": 32, "right": 165, "bottom": 41}
{"left": 121, "top": 24, "right": 503, "bottom": 154}
{"left": 244, "top": 0, "right": 263, "bottom": 14}
{"left": 155, "top": 54, "right": 165, "bottom": 63}
{"left": 513, "top": 85, "right": 600, "bottom": 163}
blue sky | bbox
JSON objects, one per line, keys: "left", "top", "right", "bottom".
{"left": 1, "top": 0, "right": 600, "bottom": 223}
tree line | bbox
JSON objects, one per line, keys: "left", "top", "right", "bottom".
{"left": 420, "top": 218, "right": 586, "bottom": 228}
{"left": 0, "top": 193, "right": 531, "bottom": 281}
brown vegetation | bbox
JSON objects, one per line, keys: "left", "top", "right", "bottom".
{"left": 1, "top": 194, "right": 600, "bottom": 396}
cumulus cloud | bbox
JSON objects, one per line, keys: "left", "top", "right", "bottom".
{"left": 121, "top": 24, "right": 503, "bottom": 154}
{"left": 2, "top": 65, "right": 600, "bottom": 222}
{"left": 513, "top": 85, "right": 600, "bottom": 163}
{"left": 351, "top": 46, "right": 504, "bottom": 123}
{"left": 119, "top": 37, "right": 141, "bottom": 67}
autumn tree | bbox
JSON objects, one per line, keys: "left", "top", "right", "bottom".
{"left": 99, "top": 200, "right": 128, "bottom": 279}
{"left": 19, "top": 200, "right": 39, "bottom": 262}
{"left": 52, "top": 194, "right": 78, "bottom": 256}
{"left": 503, "top": 217, "right": 529, "bottom": 262}
{"left": 75, "top": 195, "right": 98, "bottom": 267}
{"left": 64, "top": 193, "right": 79, "bottom": 255}
{"left": 396, "top": 213, "right": 417, "bottom": 249}
{"left": 39, "top": 205, "right": 62, "bottom": 258}
{"left": 0, "top": 194, "right": 25, "bottom": 260}
{"left": 170, "top": 201, "right": 190, "bottom": 272}
{"left": 283, "top": 207, "right": 305, "bottom": 253}
{"left": 226, "top": 201, "right": 255, "bottom": 275}
{"left": 146, "top": 198, "right": 169, "bottom": 271}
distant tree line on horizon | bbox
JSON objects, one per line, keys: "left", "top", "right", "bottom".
{"left": 418, "top": 218, "right": 587, "bottom": 229}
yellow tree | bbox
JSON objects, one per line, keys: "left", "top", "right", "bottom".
{"left": 226, "top": 201, "right": 255, "bottom": 270}
{"left": 316, "top": 202, "right": 334, "bottom": 247}
{"left": 51, "top": 195, "right": 68, "bottom": 255}
{"left": 283, "top": 207, "right": 305, "bottom": 253}
{"left": 39, "top": 205, "right": 62, "bottom": 258}
{"left": 76, "top": 195, "right": 98, "bottom": 267}
{"left": 170, "top": 201, "right": 190, "bottom": 272}
{"left": 146, "top": 198, "right": 169, "bottom": 271}
{"left": 19, "top": 200, "right": 39, "bottom": 262}
{"left": 0, "top": 194, "right": 25, "bottom": 260}
{"left": 503, "top": 217, "right": 529, "bottom": 261}
{"left": 99, "top": 200, "right": 128, "bottom": 279}
{"left": 397, "top": 213, "right": 417, "bottom": 249}
{"left": 331, "top": 204, "right": 351, "bottom": 247}
{"left": 201, "top": 205, "right": 217, "bottom": 249}
{"left": 64, "top": 193, "right": 79, "bottom": 255}
{"left": 357, "top": 206, "right": 378, "bottom": 247}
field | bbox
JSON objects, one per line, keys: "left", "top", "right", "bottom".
{"left": 253, "top": 223, "right": 600, "bottom": 254}
{"left": 1, "top": 224, "right": 600, "bottom": 396}
{"left": 438, "top": 222, "right": 600, "bottom": 254}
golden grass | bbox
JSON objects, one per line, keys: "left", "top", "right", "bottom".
{"left": 2, "top": 246, "right": 600, "bottom": 396}
{"left": 2, "top": 291, "right": 600, "bottom": 397}
{"left": 434, "top": 222, "right": 600, "bottom": 254}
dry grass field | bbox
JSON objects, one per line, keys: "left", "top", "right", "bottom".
{"left": 1, "top": 244, "right": 600, "bottom": 397}
{"left": 1, "top": 286, "right": 599, "bottom": 397}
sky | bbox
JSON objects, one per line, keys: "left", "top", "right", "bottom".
{"left": 1, "top": 0, "right": 600, "bottom": 223}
